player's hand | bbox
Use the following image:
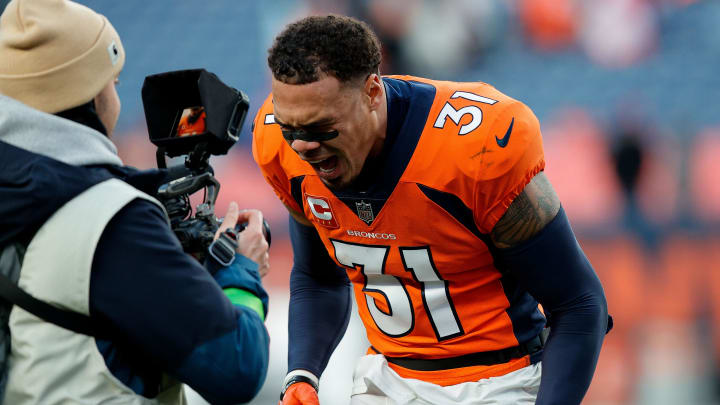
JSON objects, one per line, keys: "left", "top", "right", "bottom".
{"left": 216, "top": 203, "right": 270, "bottom": 277}
{"left": 279, "top": 382, "right": 319, "bottom": 405}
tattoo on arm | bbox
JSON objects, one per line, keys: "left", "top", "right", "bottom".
{"left": 490, "top": 172, "right": 561, "bottom": 249}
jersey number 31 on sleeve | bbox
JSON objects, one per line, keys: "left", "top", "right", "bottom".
{"left": 331, "top": 240, "right": 465, "bottom": 341}
{"left": 433, "top": 91, "right": 498, "bottom": 136}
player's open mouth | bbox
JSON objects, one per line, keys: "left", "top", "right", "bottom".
{"left": 308, "top": 156, "right": 339, "bottom": 178}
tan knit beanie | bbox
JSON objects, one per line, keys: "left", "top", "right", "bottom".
{"left": 0, "top": 0, "right": 125, "bottom": 113}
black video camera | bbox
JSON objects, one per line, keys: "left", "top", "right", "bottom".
{"left": 141, "top": 69, "right": 269, "bottom": 259}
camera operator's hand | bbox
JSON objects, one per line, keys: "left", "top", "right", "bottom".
{"left": 237, "top": 209, "right": 270, "bottom": 277}
{"left": 216, "top": 202, "right": 270, "bottom": 277}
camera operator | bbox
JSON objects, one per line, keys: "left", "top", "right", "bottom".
{"left": 0, "top": 0, "right": 269, "bottom": 404}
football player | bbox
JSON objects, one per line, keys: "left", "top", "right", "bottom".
{"left": 253, "top": 15, "right": 611, "bottom": 405}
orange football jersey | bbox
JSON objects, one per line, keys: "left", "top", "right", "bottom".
{"left": 253, "top": 76, "right": 546, "bottom": 385}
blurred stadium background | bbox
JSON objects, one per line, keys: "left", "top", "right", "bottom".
{"left": 3, "top": 0, "right": 719, "bottom": 403}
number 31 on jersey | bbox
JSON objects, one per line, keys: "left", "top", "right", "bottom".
{"left": 433, "top": 91, "right": 498, "bottom": 136}
{"left": 331, "top": 239, "right": 465, "bottom": 341}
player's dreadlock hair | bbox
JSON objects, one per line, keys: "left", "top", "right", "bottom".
{"left": 268, "top": 15, "right": 381, "bottom": 85}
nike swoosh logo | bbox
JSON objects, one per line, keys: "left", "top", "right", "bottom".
{"left": 495, "top": 117, "right": 514, "bottom": 148}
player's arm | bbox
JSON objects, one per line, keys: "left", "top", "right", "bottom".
{"left": 281, "top": 205, "right": 352, "bottom": 404}
{"left": 287, "top": 204, "right": 313, "bottom": 226}
{"left": 252, "top": 100, "right": 349, "bottom": 403}
{"left": 490, "top": 172, "right": 610, "bottom": 405}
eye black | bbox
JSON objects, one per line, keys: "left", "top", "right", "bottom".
{"left": 281, "top": 129, "right": 339, "bottom": 142}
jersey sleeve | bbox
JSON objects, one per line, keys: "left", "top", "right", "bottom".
{"left": 473, "top": 100, "right": 545, "bottom": 234}
{"left": 251, "top": 94, "right": 303, "bottom": 214}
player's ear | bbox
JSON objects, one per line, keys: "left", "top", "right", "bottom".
{"left": 364, "top": 73, "right": 383, "bottom": 111}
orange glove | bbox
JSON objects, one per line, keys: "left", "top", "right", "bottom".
{"left": 279, "top": 382, "right": 319, "bottom": 405}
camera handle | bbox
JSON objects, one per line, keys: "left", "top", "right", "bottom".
{"left": 195, "top": 177, "right": 219, "bottom": 219}
{"left": 157, "top": 172, "right": 216, "bottom": 199}
{"left": 158, "top": 171, "right": 221, "bottom": 232}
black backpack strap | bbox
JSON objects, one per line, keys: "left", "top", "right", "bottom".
{"left": 0, "top": 243, "right": 96, "bottom": 337}
{"left": 0, "top": 274, "right": 96, "bottom": 336}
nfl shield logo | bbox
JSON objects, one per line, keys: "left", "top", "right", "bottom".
{"left": 355, "top": 200, "right": 374, "bottom": 225}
